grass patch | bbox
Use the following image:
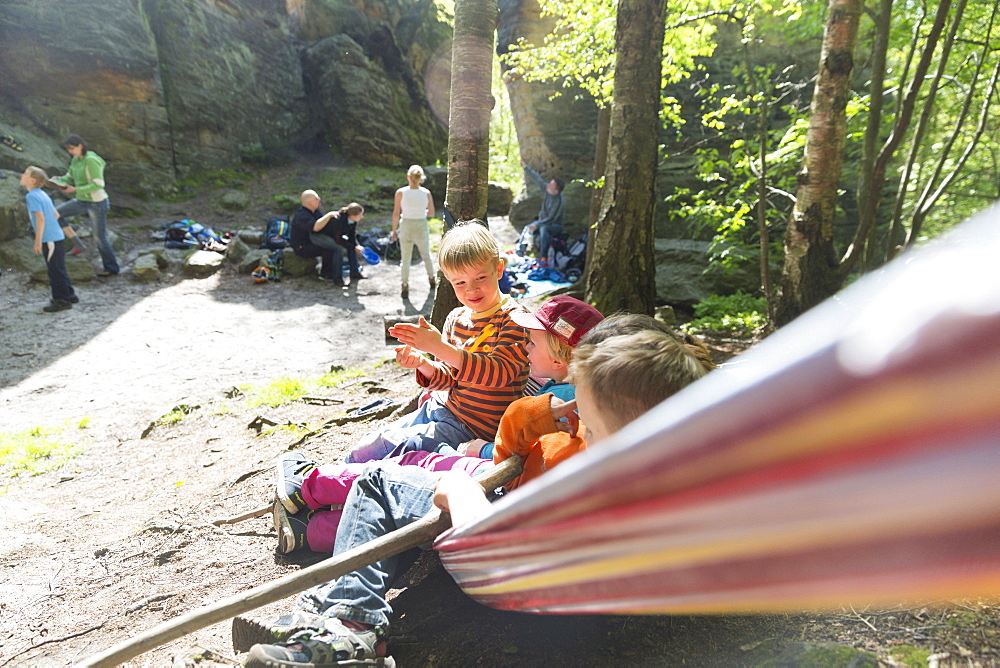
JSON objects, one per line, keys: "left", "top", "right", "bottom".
{"left": 239, "top": 367, "right": 363, "bottom": 408}
{"left": 0, "top": 423, "right": 87, "bottom": 479}
{"left": 889, "top": 645, "right": 932, "bottom": 667}
{"left": 682, "top": 291, "right": 767, "bottom": 338}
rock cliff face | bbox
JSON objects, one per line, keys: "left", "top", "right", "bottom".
{"left": 0, "top": 0, "right": 449, "bottom": 191}
{"left": 143, "top": 0, "right": 307, "bottom": 173}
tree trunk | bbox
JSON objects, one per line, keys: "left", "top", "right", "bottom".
{"left": 775, "top": 0, "right": 861, "bottom": 326}
{"left": 584, "top": 0, "right": 665, "bottom": 316}
{"left": 430, "top": 0, "right": 498, "bottom": 329}
{"left": 584, "top": 105, "right": 611, "bottom": 274}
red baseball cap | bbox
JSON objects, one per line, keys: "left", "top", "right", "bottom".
{"left": 512, "top": 296, "right": 604, "bottom": 347}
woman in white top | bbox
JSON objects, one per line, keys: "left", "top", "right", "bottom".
{"left": 391, "top": 165, "right": 436, "bottom": 299}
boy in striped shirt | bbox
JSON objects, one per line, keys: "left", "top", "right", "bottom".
{"left": 344, "top": 221, "right": 530, "bottom": 463}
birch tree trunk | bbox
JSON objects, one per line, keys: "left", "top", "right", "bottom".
{"left": 584, "top": 0, "right": 665, "bottom": 315}
{"left": 775, "top": 0, "right": 861, "bottom": 326}
{"left": 430, "top": 0, "right": 498, "bottom": 328}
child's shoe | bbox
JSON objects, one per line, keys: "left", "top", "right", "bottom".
{"left": 276, "top": 451, "right": 318, "bottom": 513}
{"left": 245, "top": 618, "right": 394, "bottom": 668}
{"left": 273, "top": 498, "right": 315, "bottom": 554}
{"left": 232, "top": 610, "right": 326, "bottom": 653}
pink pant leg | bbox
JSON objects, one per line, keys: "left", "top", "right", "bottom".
{"left": 301, "top": 463, "right": 367, "bottom": 509}
{"left": 305, "top": 508, "right": 344, "bottom": 554}
{"left": 394, "top": 450, "right": 492, "bottom": 476}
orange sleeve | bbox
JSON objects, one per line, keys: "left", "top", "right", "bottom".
{"left": 494, "top": 395, "right": 587, "bottom": 490}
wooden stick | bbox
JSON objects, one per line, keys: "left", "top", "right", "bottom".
{"left": 211, "top": 505, "right": 272, "bottom": 526}
{"left": 76, "top": 456, "right": 523, "bottom": 668}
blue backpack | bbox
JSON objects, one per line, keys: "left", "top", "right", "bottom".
{"left": 263, "top": 216, "right": 292, "bottom": 250}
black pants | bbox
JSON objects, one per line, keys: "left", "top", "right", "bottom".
{"left": 43, "top": 239, "right": 75, "bottom": 303}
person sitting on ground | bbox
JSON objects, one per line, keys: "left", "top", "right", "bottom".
{"left": 519, "top": 158, "right": 565, "bottom": 259}
{"left": 240, "top": 328, "right": 709, "bottom": 668}
{"left": 342, "top": 221, "right": 531, "bottom": 464}
{"left": 391, "top": 165, "right": 436, "bottom": 299}
{"left": 271, "top": 296, "right": 605, "bottom": 555}
{"left": 290, "top": 190, "right": 345, "bottom": 285}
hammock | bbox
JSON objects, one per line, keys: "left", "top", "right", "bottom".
{"left": 436, "top": 202, "right": 1000, "bottom": 614}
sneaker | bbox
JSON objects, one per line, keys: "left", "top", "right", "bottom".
{"left": 349, "top": 273, "right": 366, "bottom": 280}
{"left": 43, "top": 300, "right": 72, "bottom": 313}
{"left": 245, "top": 619, "right": 393, "bottom": 668}
{"left": 400, "top": 283, "right": 408, "bottom": 300}
{"left": 428, "top": 277, "right": 435, "bottom": 289}
{"left": 273, "top": 499, "right": 314, "bottom": 554}
{"left": 276, "top": 452, "right": 317, "bottom": 513}
{"left": 68, "top": 295, "right": 79, "bottom": 304}
{"left": 232, "top": 610, "right": 326, "bottom": 653}
{"left": 96, "top": 270, "right": 118, "bottom": 277}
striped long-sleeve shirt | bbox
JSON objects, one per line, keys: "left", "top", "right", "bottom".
{"left": 417, "top": 297, "right": 530, "bottom": 440}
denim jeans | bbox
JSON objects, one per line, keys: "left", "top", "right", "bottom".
{"left": 311, "top": 231, "right": 362, "bottom": 277}
{"left": 57, "top": 198, "right": 118, "bottom": 274}
{"left": 299, "top": 463, "right": 438, "bottom": 627}
{"left": 345, "top": 396, "right": 475, "bottom": 463}
{"left": 537, "top": 223, "right": 564, "bottom": 258}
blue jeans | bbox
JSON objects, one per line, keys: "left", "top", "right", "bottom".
{"left": 537, "top": 223, "right": 564, "bottom": 257}
{"left": 299, "top": 463, "right": 437, "bottom": 627}
{"left": 57, "top": 198, "right": 118, "bottom": 274}
{"left": 345, "top": 396, "right": 475, "bottom": 463}
{"left": 311, "top": 230, "right": 362, "bottom": 277}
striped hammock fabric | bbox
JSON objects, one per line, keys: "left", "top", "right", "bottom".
{"left": 435, "top": 202, "right": 1000, "bottom": 614}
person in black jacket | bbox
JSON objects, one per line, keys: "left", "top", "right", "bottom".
{"left": 324, "top": 202, "right": 367, "bottom": 282}
{"left": 289, "top": 190, "right": 344, "bottom": 285}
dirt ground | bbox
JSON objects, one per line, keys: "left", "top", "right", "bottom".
{"left": 1, "top": 164, "right": 997, "bottom": 667}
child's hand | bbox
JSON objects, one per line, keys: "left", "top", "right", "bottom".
{"left": 459, "top": 439, "right": 489, "bottom": 457}
{"left": 394, "top": 344, "right": 424, "bottom": 369}
{"left": 433, "top": 470, "right": 490, "bottom": 526}
{"left": 32, "top": 240, "right": 42, "bottom": 255}
{"left": 550, "top": 398, "right": 579, "bottom": 434}
{"left": 390, "top": 316, "right": 442, "bottom": 354}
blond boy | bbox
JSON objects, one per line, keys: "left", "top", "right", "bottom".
{"left": 344, "top": 221, "right": 530, "bottom": 463}
{"left": 20, "top": 166, "right": 78, "bottom": 312}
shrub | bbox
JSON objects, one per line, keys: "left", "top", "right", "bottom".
{"left": 682, "top": 292, "right": 767, "bottom": 337}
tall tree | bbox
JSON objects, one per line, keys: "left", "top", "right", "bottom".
{"left": 583, "top": 0, "right": 666, "bottom": 315}
{"left": 430, "top": 0, "right": 499, "bottom": 328}
{"left": 775, "top": 0, "right": 862, "bottom": 325}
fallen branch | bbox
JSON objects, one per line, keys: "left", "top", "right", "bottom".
{"left": 211, "top": 505, "right": 271, "bottom": 526}
{"left": 76, "top": 456, "right": 523, "bottom": 668}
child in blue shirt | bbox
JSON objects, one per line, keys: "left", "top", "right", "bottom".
{"left": 21, "top": 166, "right": 77, "bottom": 312}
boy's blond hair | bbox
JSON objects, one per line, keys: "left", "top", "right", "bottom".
{"left": 437, "top": 220, "right": 499, "bottom": 273}
{"left": 542, "top": 330, "right": 575, "bottom": 365}
{"left": 570, "top": 330, "right": 707, "bottom": 434}
{"left": 25, "top": 166, "right": 49, "bottom": 187}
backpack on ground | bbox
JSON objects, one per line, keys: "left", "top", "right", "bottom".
{"left": 262, "top": 216, "right": 292, "bottom": 250}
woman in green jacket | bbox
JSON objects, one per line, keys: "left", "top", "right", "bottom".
{"left": 55, "top": 134, "right": 119, "bottom": 275}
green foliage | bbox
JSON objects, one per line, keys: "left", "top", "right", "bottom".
{"left": 682, "top": 292, "right": 767, "bottom": 337}
{"left": 490, "top": 60, "right": 522, "bottom": 192}
{"left": 238, "top": 368, "right": 363, "bottom": 408}
{"left": 0, "top": 424, "right": 86, "bottom": 479}
{"left": 889, "top": 645, "right": 932, "bottom": 667}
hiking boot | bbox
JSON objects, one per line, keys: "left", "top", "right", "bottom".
{"left": 400, "top": 283, "right": 408, "bottom": 300}
{"left": 276, "top": 452, "right": 318, "bottom": 514}
{"left": 232, "top": 610, "right": 326, "bottom": 653}
{"left": 245, "top": 619, "right": 394, "bottom": 668}
{"left": 272, "top": 499, "right": 316, "bottom": 554}
{"left": 43, "top": 300, "right": 72, "bottom": 313}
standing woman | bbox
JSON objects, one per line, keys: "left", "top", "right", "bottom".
{"left": 390, "top": 165, "right": 435, "bottom": 299}
{"left": 55, "top": 134, "right": 119, "bottom": 276}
